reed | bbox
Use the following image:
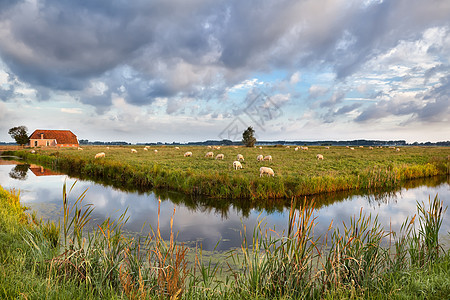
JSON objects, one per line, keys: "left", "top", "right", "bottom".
{"left": 0, "top": 181, "right": 449, "bottom": 299}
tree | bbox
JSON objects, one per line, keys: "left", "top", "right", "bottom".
{"left": 8, "top": 126, "right": 30, "bottom": 146}
{"left": 242, "top": 126, "right": 256, "bottom": 147}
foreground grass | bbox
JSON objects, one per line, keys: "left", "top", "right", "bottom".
{"left": 1, "top": 183, "right": 449, "bottom": 299}
{"left": 7, "top": 145, "right": 450, "bottom": 199}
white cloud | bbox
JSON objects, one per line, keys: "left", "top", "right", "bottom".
{"left": 60, "top": 108, "right": 82, "bottom": 114}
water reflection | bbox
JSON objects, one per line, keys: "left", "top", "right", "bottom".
{"left": 0, "top": 157, "right": 449, "bottom": 251}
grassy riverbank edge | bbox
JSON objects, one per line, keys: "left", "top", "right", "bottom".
{"left": 1, "top": 184, "right": 450, "bottom": 299}
{"left": 5, "top": 147, "right": 450, "bottom": 199}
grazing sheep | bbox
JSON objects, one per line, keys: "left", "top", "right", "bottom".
{"left": 205, "top": 151, "right": 214, "bottom": 158}
{"left": 207, "top": 145, "right": 212, "bottom": 149}
{"left": 263, "top": 155, "right": 272, "bottom": 162}
{"left": 316, "top": 154, "right": 324, "bottom": 160}
{"left": 350, "top": 147, "right": 355, "bottom": 150}
{"left": 233, "top": 146, "right": 238, "bottom": 149}
{"left": 154, "top": 149, "right": 158, "bottom": 153}
{"left": 396, "top": 148, "right": 400, "bottom": 152}
{"left": 369, "top": 146, "right": 374, "bottom": 150}
{"left": 78, "top": 147, "right": 83, "bottom": 150}
{"left": 260, "top": 167, "right": 275, "bottom": 177}
{"left": 325, "top": 146, "right": 330, "bottom": 149}
{"left": 259, "top": 146, "right": 263, "bottom": 149}
{"left": 184, "top": 151, "right": 192, "bottom": 157}
{"left": 233, "top": 161, "right": 243, "bottom": 170}
{"left": 217, "top": 146, "right": 221, "bottom": 149}
{"left": 175, "top": 146, "right": 180, "bottom": 150}
{"left": 295, "top": 147, "right": 299, "bottom": 151}
{"left": 346, "top": 146, "right": 349, "bottom": 148}
{"left": 31, "top": 150, "right": 36, "bottom": 154}
{"left": 131, "top": 149, "right": 137, "bottom": 153}
{"left": 286, "top": 146, "right": 290, "bottom": 149}
{"left": 237, "top": 154, "right": 244, "bottom": 161}
{"left": 95, "top": 152, "right": 105, "bottom": 159}
{"left": 144, "top": 148, "right": 148, "bottom": 151}
{"left": 301, "top": 146, "right": 308, "bottom": 150}
{"left": 257, "top": 154, "right": 264, "bottom": 162}
{"left": 215, "top": 153, "right": 224, "bottom": 160}
{"left": 359, "top": 146, "right": 364, "bottom": 148}
{"left": 106, "top": 147, "right": 110, "bottom": 150}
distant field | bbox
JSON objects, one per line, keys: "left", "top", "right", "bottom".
{"left": 9, "top": 145, "right": 450, "bottom": 199}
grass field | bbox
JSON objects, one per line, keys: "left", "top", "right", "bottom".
{"left": 7, "top": 145, "right": 450, "bottom": 199}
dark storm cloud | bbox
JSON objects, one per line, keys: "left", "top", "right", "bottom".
{"left": 0, "top": 0, "right": 449, "bottom": 114}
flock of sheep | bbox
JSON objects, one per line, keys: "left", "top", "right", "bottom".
{"left": 93, "top": 144, "right": 402, "bottom": 178}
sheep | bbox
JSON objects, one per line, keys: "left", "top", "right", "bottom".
{"left": 263, "top": 155, "right": 272, "bottom": 162}
{"left": 184, "top": 151, "right": 192, "bottom": 157}
{"left": 295, "top": 147, "right": 299, "bottom": 151}
{"left": 369, "top": 146, "right": 374, "bottom": 150}
{"left": 154, "top": 149, "right": 158, "bottom": 153}
{"left": 346, "top": 146, "right": 349, "bottom": 148}
{"left": 359, "top": 146, "right": 364, "bottom": 148}
{"left": 205, "top": 151, "right": 214, "bottom": 158}
{"left": 31, "top": 150, "right": 36, "bottom": 154}
{"left": 95, "top": 152, "right": 105, "bottom": 159}
{"left": 316, "top": 154, "right": 324, "bottom": 160}
{"left": 207, "top": 146, "right": 212, "bottom": 149}
{"left": 325, "top": 146, "right": 330, "bottom": 149}
{"left": 175, "top": 146, "right": 180, "bottom": 150}
{"left": 260, "top": 167, "right": 275, "bottom": 177}
{"left": 237, "top": 154, "right": 244, "bottom": 161}
{"left": 78, "top": 147, "right": 83, "bottom": 150}
{"left": 259, "top": 146, "right": 263, "bottom": 149}
{"left": 215, "top": 153, "right": 224, "bottom": 160}
{"left": 350, "top": 147, "right": 355, "bottom": 150}
{"left": 396, "top": 148, "right": 400, "bottom": 152}
{"left": 233, "top": 161, "right": 243, "bottom": 170}
{"left": 301, "top": 146, "right": 308, "bottom": 150}
{"left": 131, "top": 149, "right": 137, "bottom": 153}
{"left": 106, "top": 147, "right": 110, "bottom": 150}
{"left": 257, "top": 154, "right": 264, "bottom": 162}
{"left": 286, "top": 146, "right": 290, "bottom": 149}
{"left": 144, "top": 148, "right": 148, "bottom": 151}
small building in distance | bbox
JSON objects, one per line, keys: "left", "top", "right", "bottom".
{"left": 29, "top": 129, "right": 79, "bottom": 148}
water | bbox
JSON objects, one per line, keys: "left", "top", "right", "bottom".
{"left": 1, "top": 156, "right": 449, "bottom": 251}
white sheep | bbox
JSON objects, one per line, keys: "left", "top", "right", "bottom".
{"left": 259, "top": 146, "right": 263, "bottom": 149}
{"left": 184, "top": 151, "right": 192, "bottom": 157}
{"left": 78, "top": 147, "right": 83, "bottom": 150}
{"left": 233, "top": 161, "right": 243, "bottom": 170}
{"left": 294, "top": 147, "right": 299, "bottom": 151}
{"left": 95, "top": 152, "right": 105, "bottom": 159}
{"left": 131, "top": 149, "right": 137, "bottom": 153}
{"left": 31, "top": 150, "right": 36, "bottom": 154}
{"left": 350, "top": 147, "right": 355, "bottom": 150}
{"left": 316, "top": 154, "right": 324, "bottom": 160}
{"left": 369, "top": 146, "right": 374, "bottom": 150}
{"left": 175, "top": 146, "right": 180, "bottom": 150}
{"left": 154, "top": 149, "right": 158, "bottom": 153}
{"left": 286, "top": 146, "right": 290, "bottom": 149}
{"left": 396, "top": 148, "right": 400, "bottom": 152}
{"left": 215, "top": 153, "right": 224, "bottom": 160}
{"left": 260, "top": 167, "right": 275, "bottom": 177}
{"left": 237, "top": 154, "right": 244, "bottom": 161}
{"left": 144, "top": 148, "right": 148, "bottom": 151}
{"left": 106, "top": 147, "right": 110, "bottom": 150}
{"left": 263, "top": 155, "right": 272, "bottom": 162}
{"left": 205, "top": 151, "right": 214, "bottom": 158}
{"left": 257, "top": 154, "right": 264, "bottom": 162}
{"left": 325, "top": 146, "right": 330, "bottom": 149}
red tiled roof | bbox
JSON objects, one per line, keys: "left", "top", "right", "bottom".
{"left": 29, "top": 129, "right": 78, "bottom": 145}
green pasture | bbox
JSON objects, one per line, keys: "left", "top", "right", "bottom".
{"left": 10, "top": 145, "right": 450, "bottom": 199}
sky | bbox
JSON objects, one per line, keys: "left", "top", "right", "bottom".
{"left": 0, "top": 0, "right": 449, "bottom": 144}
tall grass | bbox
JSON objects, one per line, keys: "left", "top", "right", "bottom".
{"left": 0, "top": 182, "right": 449, "bottom": 299}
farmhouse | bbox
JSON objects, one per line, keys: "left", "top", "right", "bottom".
{"left": 29, "top": 129, "right": 79, "bottom": 148}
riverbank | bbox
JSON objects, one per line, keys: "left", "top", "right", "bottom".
{"left": 6, "top": 146, "right": 450, "bottom": 199}
{"left": 1, "top": 184, "right": 449, "bottom": 299}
